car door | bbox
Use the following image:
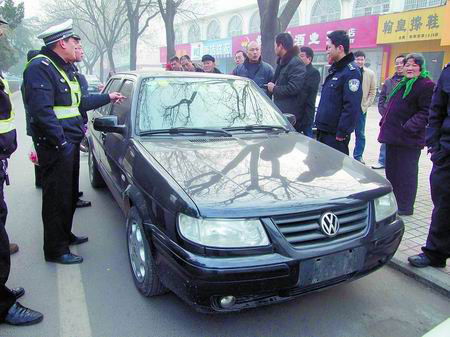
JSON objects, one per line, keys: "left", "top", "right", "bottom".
{"left": 103, "top": 79, "right": 135, "bottom": 198}
{"left": 89, "top": 78, "right": 123, "bottom": 177}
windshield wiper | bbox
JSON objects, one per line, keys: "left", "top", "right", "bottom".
{"left": 223, "top": 125, "right": 289, "bottom": 133}
{"left": 139, "top": 127, "right": 232, "bottom": 137}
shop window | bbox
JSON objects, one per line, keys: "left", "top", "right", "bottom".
{"left": 227, "top": 15, "right": 243, "bottom": 37}
{"left": 404, "top": 0, "right": 446, "bottom": 10}
{"left": 249, "top": 11, "right": 260, "bottom": 33}
{"left": 311, "top": 0, "right": 341, "bottom": 24}
{"left": 206, "top": 20, "right": 221, "bottom": 40}
{"left": 353, "top": 0, "right": 390, "bottom": 17}
{"left": 188, "top": 23, "right": 200, "bottom": 43}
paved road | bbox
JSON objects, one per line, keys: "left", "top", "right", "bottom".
{"left": 2, "top": 94, "right": 449, "bottom": 337}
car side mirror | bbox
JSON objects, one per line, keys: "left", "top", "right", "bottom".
{"left": 284, "top": 113, "right": 296, "bottom": 127}
{"left": 93, "top": 116, "right": 126, "bottom": 134}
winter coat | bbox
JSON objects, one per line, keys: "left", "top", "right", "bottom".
{"left": 378, "top": 74, "right": 403, "bottom": 116}
{"left": 232, "top": 58, "right": 274, "bottom": 95}
{"left": 297, "top": 63, "right": 320, "bottom": 128}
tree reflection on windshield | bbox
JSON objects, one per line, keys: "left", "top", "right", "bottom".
{"left": 136, "top": 77, "right": 285, "bottom": 132}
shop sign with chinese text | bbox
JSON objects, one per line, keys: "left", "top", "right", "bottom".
{"left": 377, "top": 6, "right": 444, "bottom": 44}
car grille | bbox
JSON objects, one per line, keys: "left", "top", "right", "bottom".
{"left": 271, "top": 203, "right": 369, "bottom": 249}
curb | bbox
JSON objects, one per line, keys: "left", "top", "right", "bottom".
{"left": 388, "top": 251, "right": 450, "bottom": 298}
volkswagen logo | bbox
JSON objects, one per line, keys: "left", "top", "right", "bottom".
{"left": 320, "top": 212, "right": 340, "bottom": 237}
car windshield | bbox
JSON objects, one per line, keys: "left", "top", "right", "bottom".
{"left": 136, "top": 77, "right": 288, "bottom": 133}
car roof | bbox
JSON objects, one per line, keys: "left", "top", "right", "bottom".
{"left": 111, "top": 70, "right": 249, "bottom": 82}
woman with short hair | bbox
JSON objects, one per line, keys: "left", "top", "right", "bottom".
{"left": 378, "top": 53, "right": 435, "bottom": 216}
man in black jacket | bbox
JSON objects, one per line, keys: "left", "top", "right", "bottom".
{"left": 298, "top": 46, "right": 321, "bottom": 137}
{"left": 202, "top": 54, "right": 222, "bottom": 73}
{"left": 408, "top": 63, "right": 450, "bottom": 268}
{"left": 267, "top": 33, "right": 306, "bottom": 119}
{"left": 232, "top": 41, "right": 274, "bottom": 96}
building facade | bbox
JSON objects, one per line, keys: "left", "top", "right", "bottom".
{"left": 160, "top": 0, "right": 449, "bottom": 81}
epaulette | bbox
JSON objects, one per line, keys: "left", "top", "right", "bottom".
{"left": 348, "top": 63, "right": 355, "bottom": 71}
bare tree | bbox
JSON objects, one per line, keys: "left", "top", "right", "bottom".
{"left": 124, "top": 0, "right": 159, "bottom": 70}
{"left": 257, "top": 0, "right": 302, "bottom": 66}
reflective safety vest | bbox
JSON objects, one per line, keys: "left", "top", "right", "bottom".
{"left": 25, "top": 54, "right": 81, "bottom": 120}
{"left": 0, "top": 77, "right": 16, "bottom": 134}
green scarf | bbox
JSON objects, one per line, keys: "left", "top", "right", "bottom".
{"left": 387, "top": 69, "right": 430, "bottom": 102}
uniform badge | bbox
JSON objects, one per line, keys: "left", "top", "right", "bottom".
{"left": 348, "top": 79, "right": 360, "bottom": 92}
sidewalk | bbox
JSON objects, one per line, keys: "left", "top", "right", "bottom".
{"left": 354, "top": 106, "right": 450, "bottom": 297}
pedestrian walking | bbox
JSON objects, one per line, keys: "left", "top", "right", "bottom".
{"left": 353, "top": 50, "right": 377, "bottom": 164}
{"left": 372, "top": 54, "right": 405, "bottom": 169}
{"left": 378, "top": 53, "right": 435, "bottom": 216}
{"left": 297, "top": 46, "right": 321, "bottom": 137}
{"left": 315, "top": 30, "right": 362, "bottom": 155}
{"left": 267, "top": 33, "right": 305, "bottom": 120}
{"left": 202, "top": 54, "right": 222, "bottom": 73}
{"left": 0, "top": 15, "right": 44, "bottom": 326}
{"left": 408, "top": 62, "right": 450, "bottom": 268}
{"left": 232, "top": 41, "right": 274, "bottom": 96}
{"left": 22, "top": 20, "right": 124, "bottom": 264}
{"left": 180, "top": 55, "right": 203, "bottom": 72}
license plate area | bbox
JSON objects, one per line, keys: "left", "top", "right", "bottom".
{"left": 299, "top": 247, "right": 365, "bottom": 286}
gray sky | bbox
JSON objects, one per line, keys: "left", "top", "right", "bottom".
{"left": 22, "top": 0, "right": 41, "bottom": 18}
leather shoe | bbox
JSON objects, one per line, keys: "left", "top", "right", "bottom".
{"left": 76, "top": 199, "right": 91, "bottom": 208}
{"left": 408, "top": 253, "right": 446, "bottom": 268}
{"left": 78, "top": 191, "right": 83, "bottom": 197}
{"left": 45, "top": 253, "right": 83, "bottom": 264}
{"left": 11, "top": 287, "right": 25, "bottom": 300}
{"left": 371, "top": 163, "right": 385, "bottom": 169}
{"left": 4, "top": 302, "right": 43, "bottom": 326}
{"left": 9, "top": 243, "right": 19, "bottom": 255}
{"left": 70, "top": 235, "right": 88, "bottom": 245}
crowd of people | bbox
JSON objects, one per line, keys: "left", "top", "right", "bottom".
{"left": 0, "top": 16, "right": 449, "bottom": 328}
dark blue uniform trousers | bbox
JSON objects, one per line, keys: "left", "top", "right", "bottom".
{"left": 36, "top": 142, "right": 78, "bottom": 258}
{"left": 0, "top": 163, "right": 15, "bottom": 321}
{"left": 422, "top": 156, "right": 450, "bottom": 263}
{"left": 385, "top": 144, "right": 421, "bottom": 213}
{"left": 317, "top": 130, "right": 351, "bottom": 155}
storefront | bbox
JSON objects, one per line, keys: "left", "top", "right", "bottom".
{"left": 232, "top": 16, "right": 382, "bottom": 85}
{"left": 191, "top": 39, "right": 234, "bottom": 73}
{"left": 377, "top": 5, "right": 450, "bottom": 82}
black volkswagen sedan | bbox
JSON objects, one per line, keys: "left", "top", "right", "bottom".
{"left": 88, "top": 71, "right": 404, "bottom": 313}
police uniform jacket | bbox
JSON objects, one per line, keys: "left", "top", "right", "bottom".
{"left": 0, "top": 76, "right": 17, "bottom": 160}
{"left": 73, "top": 66, "right": 110, "bottom": 124}
{"left": 315, "top": 53, "right": 362, "bottom": 138}
{"left": 23, "top": 47, "right": 85, "bottom": 147}
{"left": 426, "top": 63, "right": 450, "bottom": 160}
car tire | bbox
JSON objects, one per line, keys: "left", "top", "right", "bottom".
{"left": 88, "top": 148, "right": 106, "bottom": 188}
{"left": 126, "top": 207, "right": 167, "bottom": 297}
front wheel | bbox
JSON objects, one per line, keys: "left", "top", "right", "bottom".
{"left": 126, "top": 207, "right": 167, "bottom": 297}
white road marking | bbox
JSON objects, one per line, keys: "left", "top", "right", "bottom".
{"left": 57, "top": 247, "right": 92, "bottom": 337}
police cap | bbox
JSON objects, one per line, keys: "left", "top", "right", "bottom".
{"left": 38, "top": 19, "right": 77, "bottom": 46}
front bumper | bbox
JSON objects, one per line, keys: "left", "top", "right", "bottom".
{"left": 151, "top": 218, "right": 404, "bottom": 313}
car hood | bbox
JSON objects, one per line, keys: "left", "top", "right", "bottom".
{"left": 140, "top": 133, "right": 390, "bottom": 217}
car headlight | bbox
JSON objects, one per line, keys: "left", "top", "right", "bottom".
{"left": 177, "top": 214, "right": 270, "bottom": 248}
{"left": 374, "top": 192, "right": 398, "bottom": 222}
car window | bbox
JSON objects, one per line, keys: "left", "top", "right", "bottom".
{"left": 98, "top": 79, "right": 122, "bottom": 115}
{"left": 110, "top": 80, "right": 134, "bottom": 125}
{"left": 136, "top": 77, "right": 287, "bottom": 132}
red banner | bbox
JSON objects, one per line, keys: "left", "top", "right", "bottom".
{"left": 160, "top": 44, "right": 191, "bottom": 63}
{"left": 232, "top": 16, "right": 379, "bottom": 54}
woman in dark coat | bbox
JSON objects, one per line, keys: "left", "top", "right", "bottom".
{"left": 378, "top": 53, "right": 435, "bottom": 216}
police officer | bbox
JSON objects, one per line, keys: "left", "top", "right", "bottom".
{"left": 315, "top": 30, "right": 362, "bottom": 155}
{"left": 22, "top": 20, "right": 123, "bottom": 264}
{"left": 0, "top": 16, "right": 43, "bottom": 326}
{"left": 408, "top": 63, "right": 450, "bottom": 268}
